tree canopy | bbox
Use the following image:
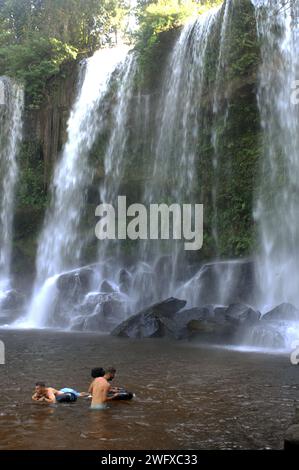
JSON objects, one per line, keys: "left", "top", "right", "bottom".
{"left": 0, "top": 0, "right": 221, "bottom": 106}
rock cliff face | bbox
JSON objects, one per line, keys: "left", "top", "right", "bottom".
{"left": 23, "top": 60, "right": 78, "bottom": 185}
{"left": 12, "top": 61, "right": 78, "bottom": 288}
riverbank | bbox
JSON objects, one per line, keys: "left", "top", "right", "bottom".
{"left": 0, "top": 329, "right": 297, "bottom": 450}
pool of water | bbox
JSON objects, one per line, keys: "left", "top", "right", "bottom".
{"left": 0, "top": 329, "right": 297, "bottom": 449}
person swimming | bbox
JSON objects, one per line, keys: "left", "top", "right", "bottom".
{"left": 32, "top": 382, "right": 88, "bottom": 404}
{"left": 88, "top": 368, "right": 119, "bottom": 410}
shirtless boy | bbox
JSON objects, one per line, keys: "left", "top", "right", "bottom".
{"left": 32, "top": 382, "right": 61, "bottom": 404}
{"left": 88, "top": 368, "right": 119, "bottom": 410}
{"left": 32, "top": 382, "right": 88, "bottom": 404}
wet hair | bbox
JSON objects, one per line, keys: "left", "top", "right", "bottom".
{"left": 106, "top": 367, "right": 116, "bottom": 374}
{"left": 35, "top": 382, "right": 46, "bottom": 387}
{"left": 91, "top": 367, "right": 105, "bottom": 378}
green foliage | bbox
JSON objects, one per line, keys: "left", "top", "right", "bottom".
{"left": 0, "top": 36, "right": 77, "bottom": 107}
{"left": 0, "top": 0, "right": 130, "bottom": 107}
{"left": 16, "top": 142, "right": 47, "bottom": 208}
{"left": 134, "top": 0, "right": 222, "bottom": 77}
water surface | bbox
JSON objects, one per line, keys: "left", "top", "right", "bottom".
{"left": 0, "top": 329, "right": 297, "bottom": 450}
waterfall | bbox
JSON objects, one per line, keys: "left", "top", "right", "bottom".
{"left": 252, "top": 0, "right": 299, "bottom": 311}
{"left": 23, "top": 47, "right": 129, "bottom": 327}
{"left": 211, "top": 0, "right": 233, "bottom": 250}
{"left": 98, "top": 53, "right": 138, "bottom": 259}
{"left": 14, "top": 1, "right": 273, "bottom": 333}
{"left": 35, "top": 47, "right": 129, "bottom": 284}
{"left": 0, "top": 77, "right": 24, "bottom": 299}
{"left": 133, "top": 8, "right": 221, "bottom": 305}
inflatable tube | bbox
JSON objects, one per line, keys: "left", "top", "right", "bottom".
{"left": 108, "top": 388, "right": 134, "bottom": 401}
{"left": 56, "top": 392, "right": 77, "bottom": 403}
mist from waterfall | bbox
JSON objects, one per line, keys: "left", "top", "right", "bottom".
{"left": 0, "top": 78, "right": 24, "bottom": 298}
{"left": 252, "top": 0, "right": 299, "bottom": 311}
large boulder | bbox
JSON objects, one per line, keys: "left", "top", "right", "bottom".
{"left": 160, "top": 305, "right": 229, "bottom": 340}
{"left": 0, "top": 289, "right": 25, "bottom": 325}
{"left": 111, "top": 297, "right": 187, "bottom": 338}
{"left": 224, "top": 303, "right": 261, "bottom": 325}
{"left": 163, "top": 304, "right": 260, "bottom": 342}
{"left": 0, "top": 289, "right": 25, "bottom": 311}
{"left": 50, "top": 267, "right": 95, "bottom": 327}
{"left": 262, "top": 303, "right": 299, "bottom": 322}
{"left": 179, "top": 259, "right": 258, "bottom": 307}
{"left": 57, "top": 267, "right": 94, "bottom": 297}
{"left": 71, "top": 292, "right": 127, "bottom": 332}
{"left": 100, "top": 280, "right": 115, "bottom": 293}
{"left": 111, "top": 299, "right": 262, "bottom": 342}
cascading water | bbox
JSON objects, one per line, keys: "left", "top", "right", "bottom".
{"left": 0, "top": 77, "right": 24, "bottom": 302}
{"left": 23, "top": 47, "right": 129, "bottom": 328}
{"left": 98, "top": 53, "right": 138, "bottom": 258}
{"left": 211, "top": 0, "right": 233, "bottom": 250}
{"left": 69, "top": 3, "right": 240, "bottom": 325}
{"left": 237, "top": 0, "right": 299, "bottom": 350}
{"left": 253, "top": 0, "right": 299, "bottom": 311}
{"left": 14, "top": 0, "right": 292, "bottom": 343}
{"left": 36, "top": 47, "right": 129, "bottom": 283}
{"left": 130, "top": 8, "right": 222, "bottom": 307}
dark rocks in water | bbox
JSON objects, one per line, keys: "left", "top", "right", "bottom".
{"left": 50, "top": 267, "right": 94, "bottom": 327}
{"left": 0, "top": 289, "right": 25, "bottom": 325}
{"left": 100, "top": 280, "right": 115, "bottom": 293}
{"left": 185, "top": 259, "right": 258, "bottom": 306}
{"left": 71, "top": 292, "right": 126, "bottom": 333}
{"left": 112, "top": 299, "right": 262, "bottom": 343}
{"left": 162, "top": 305, "right": 230, "bottom": 341}
{"left": 262, "top": 303, "right": 299, "bottom": 322}
{"left": 57, "top": 267, "right": 94, "bottom": 296}
{"left": 224, "top": 303, "right": 261, "bottom": 325}
{"left": 111, "top": 297, "right": 187, "bottom": 338}
{"left": 162, "top": 303, "right": 260, "bottom": 342}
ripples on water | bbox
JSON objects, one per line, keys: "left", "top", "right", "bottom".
{"left": 0, "top": 330, "right": 297, "bottom": 449}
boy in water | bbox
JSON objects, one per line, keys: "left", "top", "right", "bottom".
{"left": 88, "top": 368, "right": 119, "bottom": 410}
{"left": 32, "top": 382, "right": 88, "bottom": 404}
{"left": 32, "top": 382, "right": 61, "bottom": 404}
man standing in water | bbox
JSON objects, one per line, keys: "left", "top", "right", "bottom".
{"left": 89, "top": 368, "right": 119, "bottom": 410}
